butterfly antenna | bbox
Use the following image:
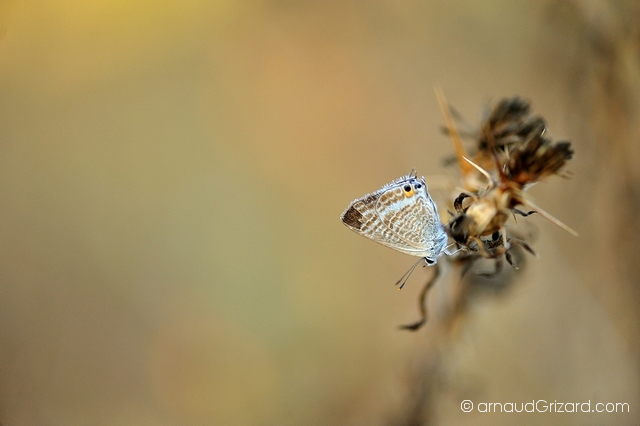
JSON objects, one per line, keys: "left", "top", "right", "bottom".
{"left": 444, "top": 243, "right": 460, "bottom": 256}
{"left": 395, "top": 257, "right": 426, "bottom": 290}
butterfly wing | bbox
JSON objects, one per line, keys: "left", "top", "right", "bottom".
{"left": 375, "top": 180, "right": 445, "bottom": 257}
{"left": 341, "top": 173, "right": 447, "bottom": 259}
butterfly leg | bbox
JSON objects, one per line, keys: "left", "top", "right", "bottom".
{"left": 399, "top": 262, "right": 441, "bottom": 331}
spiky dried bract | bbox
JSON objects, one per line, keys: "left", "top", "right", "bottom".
{"left": 506, "top": 133, "right": 574, "bottom": 185}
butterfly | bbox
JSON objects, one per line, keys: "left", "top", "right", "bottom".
{"left": 341, "top": 169, "right": 448, "bottom": 264}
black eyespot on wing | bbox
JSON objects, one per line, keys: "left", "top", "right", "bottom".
{"left": 414, "top": 183, "right": 422, "bottom": 189}
{"left": 342, "top": 206, "right": 364, "bottom": 230}
{"left": 403, "top": 184, "right": 411, "bottom": 192}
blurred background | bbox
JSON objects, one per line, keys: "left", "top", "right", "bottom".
{"left": 0, "top": 1, "right": 638, "bottom": 425}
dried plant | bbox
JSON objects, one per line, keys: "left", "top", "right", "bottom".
{"left": 437, "top": 90, "right": 576, "bottom": 275}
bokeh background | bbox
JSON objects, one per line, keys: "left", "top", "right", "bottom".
{"left": 0, "top": 1, "right": 638, "bottom": 425}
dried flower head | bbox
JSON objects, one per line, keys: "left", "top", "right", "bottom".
{"left": 436, "top": 89, "right": 577, "bottom": 270}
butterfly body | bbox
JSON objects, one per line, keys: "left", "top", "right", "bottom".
{"left": 341, "top": 171, "right": 447, "bottom": 263}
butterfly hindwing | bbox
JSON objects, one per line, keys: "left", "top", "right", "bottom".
{"left": 341, "top": 172, "right": 447, "bottom": 259}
